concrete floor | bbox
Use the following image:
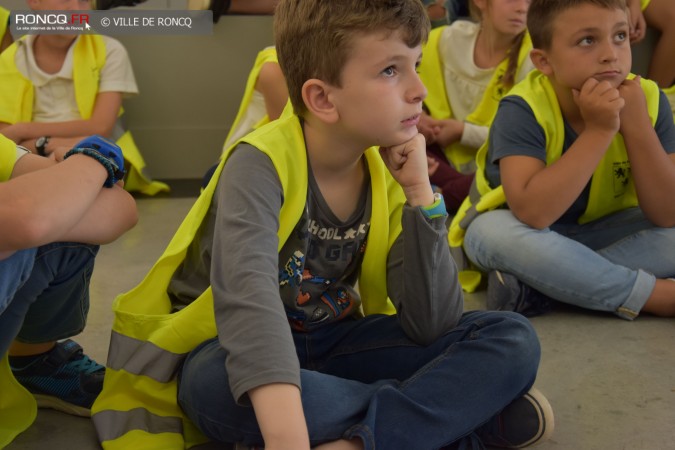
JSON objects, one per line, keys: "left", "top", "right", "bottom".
{"left": 6, "top": 196, "right": 675, "bottom": 450}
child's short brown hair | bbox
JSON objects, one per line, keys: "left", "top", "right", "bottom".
{"left": 527, "top": 0, "right": 627, "bottom": 50}
{"left": 274, "top": 0, "right": 429, "bottom": 115}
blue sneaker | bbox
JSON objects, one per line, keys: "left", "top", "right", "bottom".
{"left": 10, "top": 339, "right": 105, "bottom": 417}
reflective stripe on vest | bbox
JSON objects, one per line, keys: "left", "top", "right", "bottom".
{"left": 92, "top": 408, "right": 183, "bottom": 442}
{"left": 107, "top": 331, "right": 188, "bottom": 383}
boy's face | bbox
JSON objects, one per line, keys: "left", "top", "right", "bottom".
{"left": 327, "top": 31, "right": 427, "bottom": 148}
{"left": 535, "top": 4, "right": 631, "bottom": 90}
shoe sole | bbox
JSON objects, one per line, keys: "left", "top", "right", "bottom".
{"left": 34, "top": 394, "right": 91, "bottom": 417}
{"left": 516, "top": 388, "right": 555, "bottom": 448}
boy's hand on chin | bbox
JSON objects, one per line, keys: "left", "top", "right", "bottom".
{"left": 618, "top": 75, "right": 649, "bottom": 134}
{"left": 380, "top": 133, "right": 435, "bottom": 207}
{"left": 573, "top": 77, "right": 624, "bottom": 135}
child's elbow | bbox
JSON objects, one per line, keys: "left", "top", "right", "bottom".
{"left": 117, "top": 192, "right": 139, "bottom": 233}
{"left": 511, "top": 207, "right": 553, "bottom": 230}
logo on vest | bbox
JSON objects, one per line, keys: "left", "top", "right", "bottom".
{"left": 612, "top": 161, "right": 631, "bottom": 197}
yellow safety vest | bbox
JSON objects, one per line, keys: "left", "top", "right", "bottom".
{"left": 663, "top": 84, "right": 675, "bottom": 121}
{"left": 92, "top": 113, "right": 405, "bottom": 449}
{"left": 222, "top": 46, "right": 278, "bottom": 152}
{"left": 0, "top": 35, "right": 169, "bottom": 196}
{"left": 0, "top": 133, "right": 17, "bottom": 182}
{"left": 0, "top": 135, "right": 38, "bottom": 448}
{"left": 418, "top": 25, "right": 532, "bottom": 172}
{"left": 448, "top": 70, "right": 660, "bottom": 291}
{"left": 0, "top": 7, "right": 9, "bottom": 49}
{"left": 0, "top": 135, "right": 35, "bottom": 448}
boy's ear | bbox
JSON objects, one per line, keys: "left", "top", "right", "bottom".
{"left": 529, "top": 49, "right": 553, "bottom": 76}
{"left": 301, "top": 79, "right": 339, "bottom": 124}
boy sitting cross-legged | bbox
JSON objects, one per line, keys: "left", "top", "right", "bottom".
{"left": 453, "top": 0, "right": 675, "bottom": 318}
{"left": 92, "top": 1, "right": 553, "bottom": 449}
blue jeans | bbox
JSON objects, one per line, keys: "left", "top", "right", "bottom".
{"left": 0, "top": 242, "right": 99, "bottom": 356}
{"left": 464, "top": 208, "right": 675, "bottom": 319}
{"left": 178, "top": 311, "right": 540, "bottom": 450}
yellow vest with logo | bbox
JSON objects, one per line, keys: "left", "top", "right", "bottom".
{"left": 91, "top": 113, "right": 404, "bottom": 449}
{"left": 448, "top": 70, "right": 660, "bottom": 291}
{"left": 0, "top": 35, "right": 169, "bottom": 196}
{"left": 418, "top": 26, "right": 532, "bottom": 172}
{"left": 222, "top": 46, "right": 278, "bottom": 152}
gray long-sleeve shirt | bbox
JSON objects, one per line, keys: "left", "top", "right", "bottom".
{"left": 169, "top": 144, "right": 463, "bottom": 404}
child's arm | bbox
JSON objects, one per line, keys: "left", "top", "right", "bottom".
{"left": 380, "top": 133, "right": 464, "bottom": 344}
{"left": 249, "top": 384, "right": 311, "bottom": 450}
{"left": 618, "top": 77, "right": 675, "bottom": 226}
{"left": 0, "top": 91, "right": 122, "bottom": 148}
{"left": 500, "top": 78, "right": 623, "bottom": 229}
{"left": 210, "top": 146, "right": 309, "bottom": 447}
{"left": 0, "top": 152, "right": 137, "bottom": 254}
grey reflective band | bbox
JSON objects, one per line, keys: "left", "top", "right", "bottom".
{"left": 458, "top": 179, "right": 482, "bottom": 232}
{"left": 92, "top": 408, "right": 183, "bottom": 442}
{"left": 107, "top": 331, "right": 188, "bottom": 383}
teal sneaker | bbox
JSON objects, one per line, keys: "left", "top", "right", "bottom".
{"left": 10, "top": 339, "right": 105, "bottom": 417}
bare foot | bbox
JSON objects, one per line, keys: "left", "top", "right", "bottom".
{"left": 642, "top": 278, "right": 675, "bottom": 316}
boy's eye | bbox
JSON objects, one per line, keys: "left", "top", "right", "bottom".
{"left": 382, "top": 66, "right": 396, "bottom": 77}
{"left": 578, "top": 36, "right": 594, "bottom": 46}
{"left": 615, "top": 31, "right": 628, "bottom": 42}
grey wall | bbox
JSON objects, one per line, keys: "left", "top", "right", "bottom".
{"left": 115, "top": 16, "right": 275, "bottom": 179}
{"left": 3, "top": 0, "right": 656, "bottom": 180}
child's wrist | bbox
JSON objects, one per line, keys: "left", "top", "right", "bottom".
{"left": 404, "top": 183, "right": 436, "bottom": 207}
{"left": 420, "top": 193, "right": 447, "bottom": 219}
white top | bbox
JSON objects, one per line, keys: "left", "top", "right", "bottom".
{"left": 15, "top": 145, "right": 29, "bottom": 161}
{"left": 224, "top": 89, "right": 267, "bottom": 149}
{"left": 437, "top": 20, "right": 535, "bottom": 149}
{"left": 14, "top": 35, "right": 138, "bottom": 123}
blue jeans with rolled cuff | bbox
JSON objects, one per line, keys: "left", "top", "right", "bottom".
{"left": 178, "top": 310, "right": 540, "bottom": 450}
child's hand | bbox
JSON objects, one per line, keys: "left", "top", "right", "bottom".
{"left": 0, "top": 123, "right": 26, "bottom": 144}
{"left": 417, "top": 112, "right": 440, "bottom": 144}
{"left": 48, "top": 146, "right": 70, "bottom": 162}
{"left": 626, "top": 0, "right": 646, "bottom": 43}
{"left": 427, "top": 156, "right": 440, "bottom": 177}
{"left": 380, "top": 133, "right": 435, "bottom": 206}
{"left": 618, "top": 75, "right": 649, "bottom": 134}
{"left": 573, "top": 78, "right": 624, "bottom": 134}
{"left": 435, "top": 118, "right": 464, "bottom": 148}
